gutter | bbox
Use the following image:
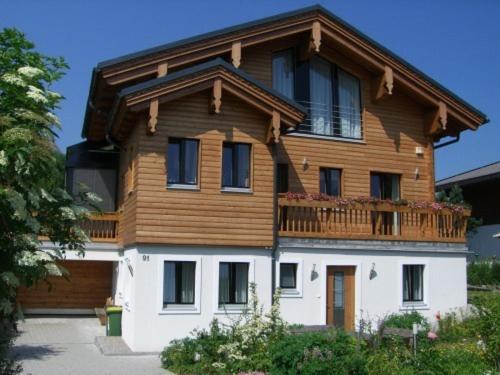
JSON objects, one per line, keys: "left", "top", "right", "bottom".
{"left": 434, "top": 133, "right": 460, "bottom": 150}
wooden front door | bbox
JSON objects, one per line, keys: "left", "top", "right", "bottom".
{"left": 326, "top": 266, "right": 355, "bottom": 330}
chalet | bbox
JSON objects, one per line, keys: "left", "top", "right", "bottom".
{"left": 17, "top": 5, "right": 488, "bottom": 352}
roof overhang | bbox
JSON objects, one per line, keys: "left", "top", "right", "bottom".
{"left": 106, "top": 58, "right": 306, "bottom": 141}
{"left": 82, "top": 5, "right": 488, "bottom": 140}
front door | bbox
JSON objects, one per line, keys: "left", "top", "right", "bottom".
{"left": 326, "top": 266, "right": 355, "bottom": 330}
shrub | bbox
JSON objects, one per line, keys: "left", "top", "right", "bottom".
{"left": 268, "top": 330, "right": 366, "bottom": 375}
{"left": 384, "top": 311, "right": 429, "bottom": 330}
{"left": 468, "top": 261, "right": 500, "bottom": 285}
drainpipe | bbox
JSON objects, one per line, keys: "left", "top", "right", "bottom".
{"left": 271, "top": 142, "right": 278, "bottom": 303}
{"left": 434, "top": 133, "right": 460, "bottom": 149}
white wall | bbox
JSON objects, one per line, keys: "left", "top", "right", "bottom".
{"left": 117, "top": 243, "right": 467, "bottom": 352}
{"left": 277, "top": 247, "right": 467, "bottom": 328}
{"left": 118, "top": 246, "right": 272, "bottom": 352}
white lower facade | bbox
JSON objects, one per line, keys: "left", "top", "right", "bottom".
{"left": 108, "top": 239, "right": 468, "bottom": 352}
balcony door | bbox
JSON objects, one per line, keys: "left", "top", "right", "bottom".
{"left": 310, "top": 56, "right": 334, "bottom": 136}
{"left": 371, "top": 173, "right": 400, "bottom": 235}
{"left": 326, "top": 266, "right": 355, "bottom": 330}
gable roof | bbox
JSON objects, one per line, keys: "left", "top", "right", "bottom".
{"left": 436, "top": 161, "right": 500, "bottom": 189}
{"left": 82, "top": 4, "right": 488, "bottom": 140}
{"left": 107, "top": 58, "right": 307, "bottom": 140}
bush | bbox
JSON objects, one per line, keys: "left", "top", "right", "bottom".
{"left": 468, "top": 261, "right": 500, "bottom": 285}
{"left": 268, "top": 330, "right": 366, "bottom": 375}
{"left": 0, "top": 319, "right": 21, "bottom": 375}
{"left": 384, "top": 311, "right": 429, "bottom": 330}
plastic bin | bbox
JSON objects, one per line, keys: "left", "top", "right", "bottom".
{"left": 106, "top": 306, "right": 122, "bottom": 336}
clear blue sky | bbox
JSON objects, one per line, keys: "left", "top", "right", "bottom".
{"left": 2, "top": 0, "right": 498, "bottom": 179}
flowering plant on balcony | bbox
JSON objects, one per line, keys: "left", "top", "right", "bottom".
{"left": 282, "top": 192, "right": 469, "bottom": 214}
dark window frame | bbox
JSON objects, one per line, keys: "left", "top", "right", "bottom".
{"left": 271, "top": 48, "right": 296, "bottom": 99}
{"left": 218, "top": 262, "right": 249, "bottom": 305}
{"left": 222, "top": 142, "right": 251, "bottom": 189}
{"left": 167, "top": 137, "right": 199, "bottom": 186}
{"left": 163, "top": 261, "right": 196, "bottom": 306}
{"left": 296, "top": 55, "right": 363, "bottom": 140}
{"left": 403, "top": 264, "right": 424, "bottom": 303}
{"left": 279, "top": 263, "right": 298, "bottom": 289}
{"left": 277, "top": 163, "right": 289, "bottom": 194}
{"left": 370, "top": 172, "right": 401, "bottom": 200}
{"left": 320, "top": 167, "right": 342, "bottom": 197}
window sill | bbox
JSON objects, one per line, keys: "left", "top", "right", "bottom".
{"left": 167, "top": 184, "right": 200, "bottom": 191}
{"left": 280, "top": 289, "right": 302, "bottom": 298}
{"left": 214, "top": 304, "right": 248, "bottom": 314}
{"left": 399, "top": 302, "right": 429, "bottom": 311}
{"left": 221, "top": 187, "right": 252, "bottom": 194}
{"left": 286, "top": 132, "right": 366, "bottom": 144}
{"left": 159, "top": 305, "right": 200, "bottom": 315}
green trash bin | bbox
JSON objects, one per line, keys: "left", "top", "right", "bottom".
{"left": 106, "top": 306, "right": 122, "bottom": 336}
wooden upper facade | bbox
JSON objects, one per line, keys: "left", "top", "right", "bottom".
{"left": 74, "top": 5, "right": 486, "bottom": 247}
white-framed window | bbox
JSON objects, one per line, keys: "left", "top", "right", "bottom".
{"left": 276, "top": 258, "right": 303, "bottom": 298}
{"left": 213, "top": 256, "right": 255, "bottom": 314}
{"left": 399, "top": 260, "right": 429, "bottom": 310}
{"left": 157, "top": 255, "right": 202, "bottom": 314}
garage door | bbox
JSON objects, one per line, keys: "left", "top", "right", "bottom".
{"left": 17, "top": 260, "right": 113, "bottom": 313}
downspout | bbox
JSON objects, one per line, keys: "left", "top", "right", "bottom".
{"left": 434, "top": 133, "right": 460, "bottom": 149}
{"left": 271, "top": 142, "right": 278, "bottom": 303}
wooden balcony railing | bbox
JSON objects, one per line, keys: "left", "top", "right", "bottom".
{"left": 80, "top": 212, "right": 119, "bottom": 242}
{"left": 278, "top": 195, "right": 470, "bottom": 243}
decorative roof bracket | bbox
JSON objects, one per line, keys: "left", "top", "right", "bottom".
{"left": 231, "top": 41, "right": 241, "bottom": 68}
{"left": 210, "top": 78, "right": 222, "bottom": 114}
{"left": 372, "top": 65, "right": 394, "bottom": 102}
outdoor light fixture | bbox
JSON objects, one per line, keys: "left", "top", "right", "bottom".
{"left": 369, "top": 263, "right": 377, "bottom": 280}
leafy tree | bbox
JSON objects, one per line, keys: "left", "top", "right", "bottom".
{"left": 0, "top": 28, "right": 97, "bottom": 372}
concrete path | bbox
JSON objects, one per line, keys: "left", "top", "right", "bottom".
{"left": 11, "top": 316, "right": 170, "bottom": 375}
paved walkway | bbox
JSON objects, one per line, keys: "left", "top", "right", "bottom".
{"left": 11, "top": 316, "right": 169, "bottom": 375}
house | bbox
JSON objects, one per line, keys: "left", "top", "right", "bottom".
{"left": 17, "top": 5, "right": 488, "bottom": 352}
{"left": 436, "top": 161, "right": 500, "bottom": 260}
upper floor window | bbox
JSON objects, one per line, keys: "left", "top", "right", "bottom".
{"left": 272, "top": 49, "right": 294, "bottom": 99}
{"left": 222, "top": 142, "right": 251, "bottom": 189}
{"left": 403, "top": 264, "right": 424, "bottom": 303}
{"left": 303, "top": 56, "right": 362, "bottom": 139}
{"left": 277, "top": 163, "right": 289, "bottom": 193}
{"left": 167, "top": 138, "right": 199, "bottom": 186}
{"left": 320, "top": 168, "right": 341, "bottom": 196}
{"left": 370, "top": 172, "right": 400, "bottom": 200}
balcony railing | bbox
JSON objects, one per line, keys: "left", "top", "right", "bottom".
{"left": 278, "top": 195, "right": 470, "bottom": 243}
{"left": 295, "top": 101, "right": 363, "bottom": 140}
{"left": 80, "top": 212, "right": 119, "bottom": 242}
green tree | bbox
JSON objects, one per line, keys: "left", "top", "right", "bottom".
{"left": 0, "top": 28, "right": 97, "bottom": 373}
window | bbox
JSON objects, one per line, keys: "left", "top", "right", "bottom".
{"left": 320, "top": 168, "right": 341, "bottom": 196}
{"left": 279, "top": 263, "right": 297, "bottom": 289}
{"left": 302, "top": 56, "right": 362, "bottom": 139}
{"left": 163, "top": 261, "right": 196, "bottom": 306}
{"left": 218, "top": 262, "right": 249, "bottom": 305}
{"left": 272, "top": 49, "right": 294, "bottom": 99}
{"left": 370, "top": 172, "right": 400, "bottom": 200}
{"left": 403, "top": 265, "right": 424, "bottom": 303}
{"left": 167, "top": 138, "right": 199, "bottom": 186}
{"left": 277, "top": 163, "right": 289, "bottom": 193}
{"left": 222, "top": 142, "right": 251, "bottom": 189}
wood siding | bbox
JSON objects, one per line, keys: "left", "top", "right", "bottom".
{"left": 242, "top": 38, "right": 434, "bottom": 201}
{"left": 17, "top": 260, "right": 112, "bottom": 309}
{"left": 132, "top": 91, "right": 275, "bottom": 247}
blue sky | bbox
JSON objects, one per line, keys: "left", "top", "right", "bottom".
{"left": 2, "top": 0, "right": 498, "bottom": 179}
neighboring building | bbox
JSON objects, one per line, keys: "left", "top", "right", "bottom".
{"left": 436, "top": 162, "right": 500, "bottom": 260}
{"left": 17, "top": 5, "right": 488, "bottom": 352}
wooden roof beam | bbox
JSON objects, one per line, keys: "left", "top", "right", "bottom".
{"left": 231, "top": 41, "right": 241, "bottom": 68}
{"left": 372, "top": 66, "right": 394, "bottom": 102}
{"left": 425, "top": 101, "right": 447, "bottom": 136}
{"left": 210, "top": 78, "right": 222, "bottom": 113}
{"left": 266, "top": 110, "right": 281, "bottom": 144}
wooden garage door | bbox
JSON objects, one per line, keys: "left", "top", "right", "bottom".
{"left": 17, "top": 260, "right": 113, "bottom": 310}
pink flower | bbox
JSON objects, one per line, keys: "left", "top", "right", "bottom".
{"left": 436, "top": 311, "right": 441, "bottom": 321}
{"left": 427, "top": 331, "right": 438, "bottom": 340}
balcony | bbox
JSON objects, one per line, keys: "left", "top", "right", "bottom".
{"left": 295, "top": 102, "right": 363, "bottom": 140}
{"left": 80, "top": 212, "right": 119, "bottom": 242}
{"left": 278, "top": 194, "right": 470, "bottom": 243}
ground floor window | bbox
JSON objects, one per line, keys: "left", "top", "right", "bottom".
{"left": 403, "top": 264, "right": 424, "bottom": 303}
{"left": 163, "top": 261, "right": 196, "bottom": 306}
{"left": 218, "top": 262, "right": 249, "bottom": 305}
{"left": 279, "top": 263, "right": 298, "bottom": 289}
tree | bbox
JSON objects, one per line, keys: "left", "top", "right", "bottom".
{"left": 0, "top": 28, "right": 97, "bottom": 373}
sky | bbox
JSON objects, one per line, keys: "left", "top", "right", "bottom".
{"left": 1, "top": 0, "right": 499, "bottom": 180}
